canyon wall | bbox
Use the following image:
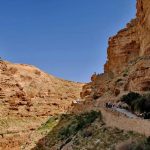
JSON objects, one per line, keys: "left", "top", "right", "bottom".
{"left": 104, "top": 0, "right": 150, "bottom": 75}
{"left": 81, "top": 0, "right": 150, "bottom": 100}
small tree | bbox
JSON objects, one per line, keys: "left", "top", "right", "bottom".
{"left": 121, "top": 92, "right": 141, "bottom": 105}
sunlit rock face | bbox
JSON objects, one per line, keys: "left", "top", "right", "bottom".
{"left": 104, "top": 0, "right": 150, "bottom": 75}
{"left": 81, "top": 0, "right": 150, "bottom": 100}
{"left": 0, "top": 60, "right": 83, "bottom": 117}
{"left": 137, "top": 0, "right": 150, "bottom": 56}
{"left": 125, "top": 57, "right": 150, "bottom": 92}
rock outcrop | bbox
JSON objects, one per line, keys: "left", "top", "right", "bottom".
{"left": 81, "top": 0, "right": 150, "bottom": 101}
{"left": 105, "top": 0, "right": 150, "bottom": 75}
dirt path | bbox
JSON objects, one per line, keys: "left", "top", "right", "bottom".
{"left": 113, "top": 108, "right": 138, "bottom": 119}
{"left": 101, "top": 108, "right": 150, "bottom": 136}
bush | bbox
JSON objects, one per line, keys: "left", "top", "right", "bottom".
{"left": 38, "top": 116, "right": 58, "bottom": 130}
{"left": 121, "top": 92, "right": 150, "bottom": 113}
{"left": 59, "top": 111, "right": 102, "bottom": 140}
{"left": 75, "top": 111, "right": 102, "bottom": 130}
{"left": 121, "top": 92, "right": 141, "bottom": 105}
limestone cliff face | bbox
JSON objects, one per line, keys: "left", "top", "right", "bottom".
{"left": 137, "top": 0, "right": 150, "bottom": 56}
{"left": 104, "top": 19, "right": 140, "bottom": 74}
{"left": 81, "top": 0, "right": 150, "bottom": 100}
{"left": 105, "top": 0, "right": 150, "bottom": 75}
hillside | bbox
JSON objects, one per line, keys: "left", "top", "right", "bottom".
{"left": 0, "top": 60, "right": 83, "bottom": 149}
{"left": 33, "top": 0, "right": 150, "bottom": 149}
{"left": 0, "top": 60, "right": 83, "bottom": 117}
{"left": 1, "top": 0, "right": 150, "bottom": 149}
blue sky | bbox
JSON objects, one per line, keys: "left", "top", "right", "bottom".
{"left": 0, "top": 0, "right": 136, "bottom": 82}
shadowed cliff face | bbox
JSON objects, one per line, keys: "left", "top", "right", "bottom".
{"left": 105, "top": 0, "right": 150, "bottom": 75}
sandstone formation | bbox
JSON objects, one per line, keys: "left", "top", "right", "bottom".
{"left": 105, "top": 0, "right": 150, "bottom": 75}
{"left": 81, "top": 0, "right": 150, "bottom": 101}
{"left": 0, "top": 60, "right": 83, "bottom": 117}
{"left": 0, "top": 60, "right": 83, "bottom": 149}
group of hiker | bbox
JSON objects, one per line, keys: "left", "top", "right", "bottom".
{"left": 105, "top": 102, "right": 116, "bottom": 109}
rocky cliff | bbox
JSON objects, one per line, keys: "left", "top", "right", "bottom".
{"left": 0, "top": 60, "right": 83, "bottom": 149}
{"left": 105, "top": 0, "right": 150, "bottom": 75}
{"left": 81, "top": 0, "right": 150, "bottom": 101}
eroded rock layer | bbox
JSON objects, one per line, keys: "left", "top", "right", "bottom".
{"left": 81, "top": 0, "right": 150, "bottom": 101}
{"left": 0, "top": 60, "right": 83, "bottom": 117}
{"left": 105, "top": 0, "right": 150, "bottom": 75}
{"left": 0, "top": 60, "right": 83, "bottom": 149}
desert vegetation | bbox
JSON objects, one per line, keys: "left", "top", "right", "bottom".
{"left": 58, "top": 111, "right": 102, "bottom": 140}
{"left": 121, "top": 92, "right": 150, "bottom": 118}
{"left": 131, "top": 137, "right": 150, "bottom": 150}
{"left": 33, "top": 111, "right": 145, "bottom": 150}
{"left": 117, "top": 136, "right": 150, "bottom": 150}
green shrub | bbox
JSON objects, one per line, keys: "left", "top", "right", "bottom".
{"left": 121, "top": 92, "right": 141, "bottom": 105}
{"left": 59, "top": 111, "right": 102, "bottom": 140}
{"left": 121, "top": 92, "right": 150, "bottom": 113}
{"left": 131, "top": 97, "right": 146, "bottom": 113}
{"left": 75, "top": 111, "right": 101, "bottom": 130}
{"left": 38, "top": 116, "right": 58, "bottom": 130}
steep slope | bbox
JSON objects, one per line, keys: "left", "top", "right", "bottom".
{"left": 81, "top": 0, "right": 150, "bottom": 101}
{"left": 0, "top": 60, "right": 83, "bottom": 149}
{"left": 0, "top": 60, "right": 83, "bottom": 117}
